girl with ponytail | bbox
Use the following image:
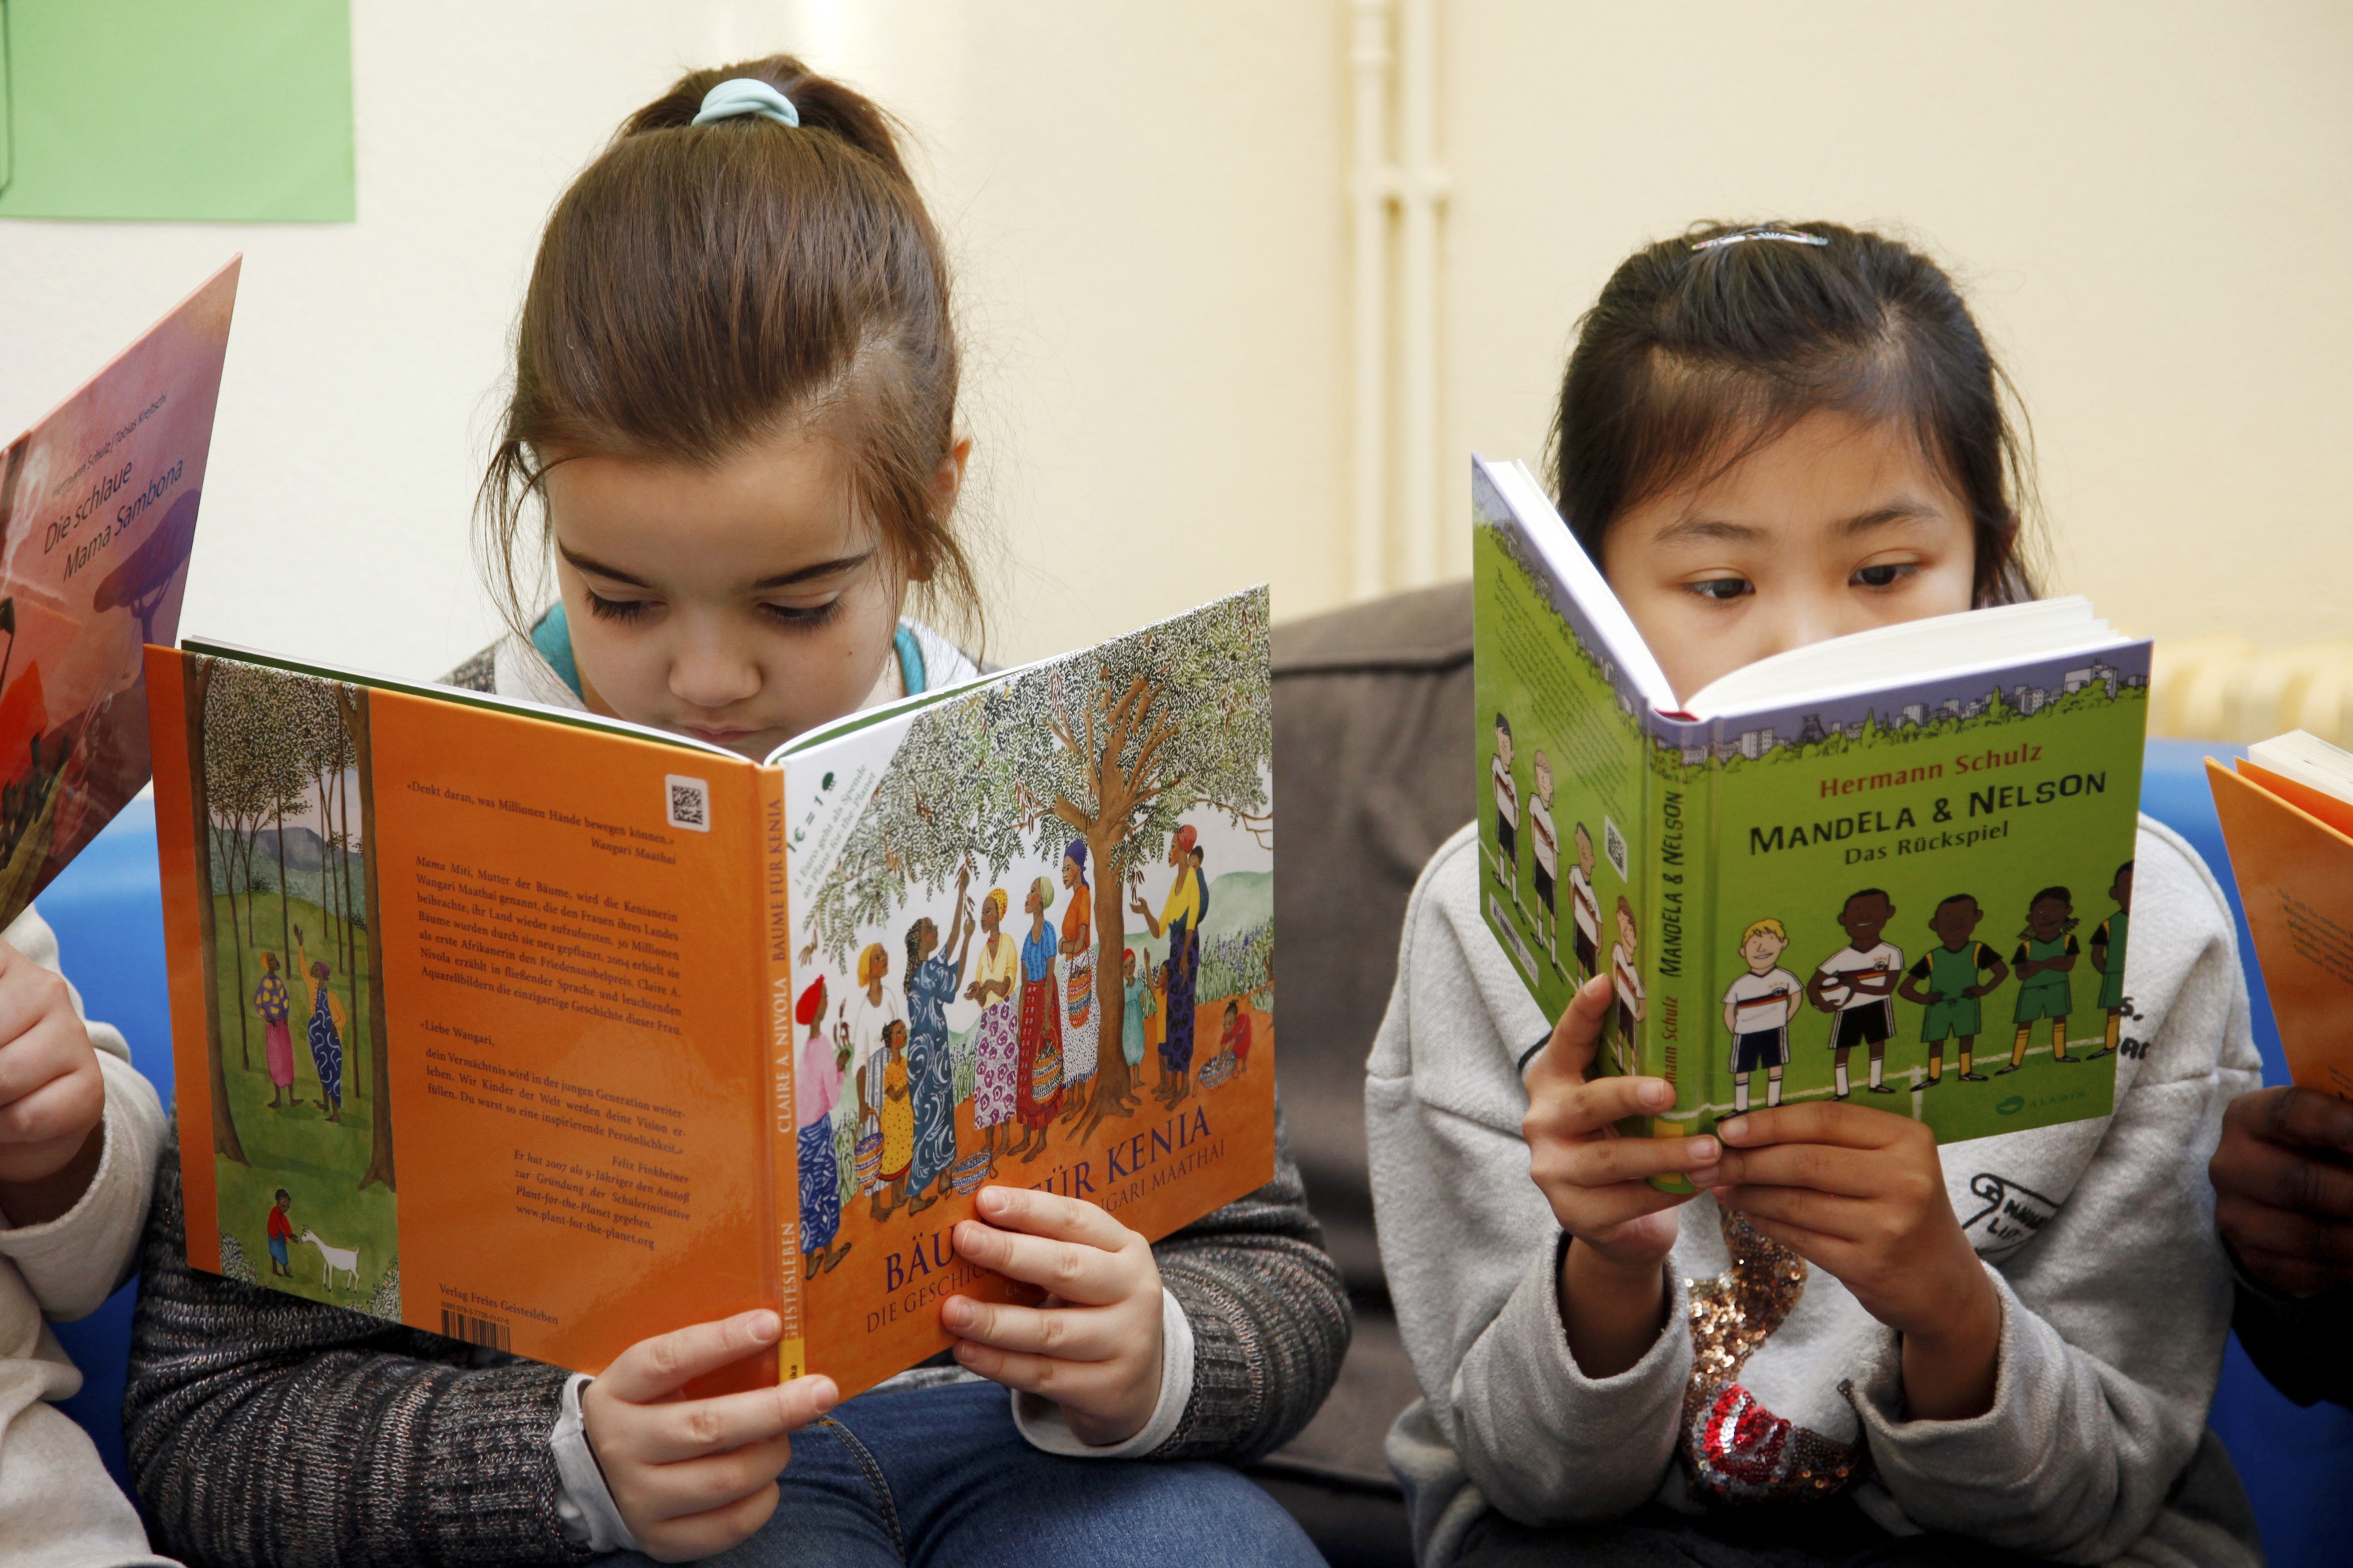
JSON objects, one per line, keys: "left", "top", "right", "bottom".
{"left": 126, "top": 58, "right": 1339, "bottom": 1568}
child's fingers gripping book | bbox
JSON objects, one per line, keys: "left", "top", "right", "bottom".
{"left": 1471, "top": 458, "right": 2148, "bottom": 1185}
{"left": 149, "top": 588, "right": 1277, "bottom": 1396}
{"left": 0, "top": 260, "right": 236, "bottom": 924}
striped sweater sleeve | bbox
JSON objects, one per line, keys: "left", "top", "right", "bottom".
{"left": 125, "top": 1131, "right": 590, "bottom": 1568}
{"left": 1146, "top": 1106, "right": 1351, "bottom": 1462}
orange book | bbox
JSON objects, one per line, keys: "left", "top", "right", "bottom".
{"left": 149, "top": 588, "right": 1276, "bottom": 1396}
{"left": 2208, "top": 751, "right": 2353, "bottom": 1100}
{"left": 0, "top": 259, "right": 237, "bottom": 924}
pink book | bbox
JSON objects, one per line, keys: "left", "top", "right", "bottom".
{"left": 0, "top": 259, "right": 240, "bottom": 926}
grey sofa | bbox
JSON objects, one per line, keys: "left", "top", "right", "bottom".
{"left": 1253, "top": 583, "right": 1475, "bottom": 1567}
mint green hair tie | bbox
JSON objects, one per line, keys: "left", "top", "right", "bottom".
{"left": 691, "top": 78, "right": 801, "bottom": 128}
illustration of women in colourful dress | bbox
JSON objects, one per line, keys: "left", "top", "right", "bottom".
{"left": 846, "top": 943, "right": 905, "bottom": 1197}
{"left": 253, "top": 952, "right": 295, "bottom": 1110}
{"left": 1010, "top": 877, "right": 1066, "bottom": 1163}
{"left": 794, "top": 977, "right": 851, "bottom": 1277}
{"left": 902, "top": 863, "right": 975, "bottom": 1216}
{"left": 1132, "top": 825, "right": 1206, "bottom": 1108}
{"left": 293, "top": 929, "right": 344, "bottom": 1123}
{"left": 965, "top": 888, "right": 1021, "bottom": 1165}
{"left": 872, "top": 1021, "right": 914, "bottom": 1222}
{"left": 1058, "top": 841, "right": 1099, "bottom": 1123}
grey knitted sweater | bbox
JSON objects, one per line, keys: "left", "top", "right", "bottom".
{"left": 122, "top": 641, "right": 1347, "bottom": 1567}
{"left": 127, "top": 1115, "right": 1344, "bottom": 1567}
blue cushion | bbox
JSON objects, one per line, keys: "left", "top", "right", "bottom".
{"left": 34, "top": 757, "right": 2353, "bottom": 1550}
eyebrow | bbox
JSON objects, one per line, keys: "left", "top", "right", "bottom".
{"left": 558, "top": 545, "right": 874, "bottom": 592}
{"left": 1650, "top": 502, "right": 1946, "bottom": 547}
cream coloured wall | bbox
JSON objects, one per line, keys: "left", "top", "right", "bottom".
{"left": 0, "top": 2, "right": 1350, "bottom": 674}
{"left": 1439, "top": 2, "right": 2353, "bottom": 647}
{"left": 0, "top": 3, "right": 2343, "bottom": 678}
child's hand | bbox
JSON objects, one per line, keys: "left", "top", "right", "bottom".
{"left": 0, "top": 938, "right": 106, "bottom": 1221}
{"left": 2210, "top": 1084, "right": 2353, "bottom": 1298}
{"left": 1712, "top": 1104, "right": 1999, "bottom": 1420}
{"left": 582, "top": 1310, "right": 838, "bottom": 1563}
{"left": 946, "top": 1186, "right": 1165, "bottom": 1446}
{"left": 1522, "top": 973, "right": 1715, "bottom": 1376}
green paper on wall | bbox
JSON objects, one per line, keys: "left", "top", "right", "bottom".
{"left": 0, "top": 0, "right": 353, "bottom": 223}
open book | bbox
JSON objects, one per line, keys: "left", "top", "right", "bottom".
{"left": 1473, "top": 456, "right": 2147, "bottom": 1178}
{"left": 149, "top": 587, "right": 1275, "bottom": 1396}
{"left": 2208, "top": 730, "right": 2353, "bottom": 1101}
{"left": 0, "top": 259, "right": 236, "bottom": 927}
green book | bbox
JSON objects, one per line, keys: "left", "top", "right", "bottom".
{"left": 1472, "top": 457, "right": 2149, "bottom": 1180}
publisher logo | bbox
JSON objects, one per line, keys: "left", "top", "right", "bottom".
{"left": 1996, "top": 1094, "right": 2024, "bottom": 1116}
{"left": 666, "top": 776, "right": 711, "bottom": 833}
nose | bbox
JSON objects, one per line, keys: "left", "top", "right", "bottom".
{"left": 1758, "top": 587, "right": 1842, "bottom": 661}
{"left": 668, "top": 622, "right": 762, "bottom": 710}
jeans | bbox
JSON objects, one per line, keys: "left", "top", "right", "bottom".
{"left": 596, "top": 1377, "right": 1325, "bottom": 1568}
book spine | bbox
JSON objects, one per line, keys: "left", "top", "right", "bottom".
{"left": 757, "top": 765, "right": 807, "bottom": 1381}
{"left": 1642, "top": 733, "right": 1708, "bottom": 1190}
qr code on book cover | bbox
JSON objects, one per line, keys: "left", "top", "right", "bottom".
{"left": 665, "top": 775, "right": 711, "bottom": 833}
{"left": 1604, "top": 816, "right": 1628, "bottom": 880}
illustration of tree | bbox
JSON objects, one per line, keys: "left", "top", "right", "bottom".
{"left": 183, "top": 658, "right": 245, "bottom": 1166}
{"left": 804, "top": 591, "right": 1273, "bottom": 1140}
{"left": 331, "top": 682, "right": 394, "bottom": 1193}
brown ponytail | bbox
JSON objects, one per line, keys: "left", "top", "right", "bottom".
{"left": 478, "top": 56, "right": 982, "bottom": 649}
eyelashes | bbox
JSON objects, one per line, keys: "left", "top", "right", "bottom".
{"left": 583, "top": 589, "right": 651, "bottom": 624}
{"left": 580, "top": 589, "right": 846, "bottom": 631}
{"left": 761, "top": 599, "right": 844, "bottom": 630}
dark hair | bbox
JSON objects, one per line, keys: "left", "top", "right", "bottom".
{"left": 2030, "top": 885, "right": 2072, "bottom": 907}
{"left": 274, "top": 1189, "right": 291, "bottom": 1205}
{"left": 1547, "top": 221, "right": 2038, "bottom": 606}
{"left": 903, "top": 916, "right": 936, "bottom": 969}
{"left": 479, "top": 56, "right": 982, "bottom": 647}
{"left": 1933, "top": 892, "right": 1981, "bottom": 915}
{"left": 1842, "top": 888, "right": 1893, "bottom": 913}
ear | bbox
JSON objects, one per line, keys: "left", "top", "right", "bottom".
{"left": 902, "top": 433, "right": 974, "bottom": 589}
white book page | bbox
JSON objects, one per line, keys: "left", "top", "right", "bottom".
{"left": 1682, "top": 598, "right": 2128, "bottom": 720}
{"left": 2249, "top": 729, "right": 2353, "bottom": 807}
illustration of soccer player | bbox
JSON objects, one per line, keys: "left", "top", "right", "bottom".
{"left": 2089, "top": 860, "right": 2133, "bottom": 1059}
{"left": 1806, "top": 889, "right": 1903, "bottom": 1099}
{"left": 2000, "top": 886, "right": 2080, "bottom": 1074}
{"left": 1722, "top": 919, "right": 1801, "bottom": 1112}
{"left": 1897, "top": 894, "right": 2010, "bottom": 1086}
{"left": 1489, "top": 712, "right": 1521, "bottom": 910}
{"left": 1609, "top": 896, "right": 1644, "bottom": 1075}
{"left": 1568, "top": 822, "right": 1602, "bottom": 983}
{"left": 1529, "top": 752, "right": 1561, "bottom": 972}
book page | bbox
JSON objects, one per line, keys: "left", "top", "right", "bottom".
{"left": 0, "top": 260, "right": 237, "bottom": 929}
{"left": 781, "top": 589, "right": 1278, "bottom": 1396}
{"left": 151, "top": 649, "right": 778, "bottom": 1382}
{"left": 2212, "top": 759, "right": 2353, "bottom": 1100}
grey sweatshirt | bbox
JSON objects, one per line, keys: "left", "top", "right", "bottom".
{"left": 1368, "top": 817, "right": 2264, "bottom": 1567}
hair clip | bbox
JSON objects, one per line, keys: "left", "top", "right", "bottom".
{"left": 1691, "top": 229, "right": 1829, "bottom": 253}
{"left": 692, "top": 77, "right": 801, "bottom": 128}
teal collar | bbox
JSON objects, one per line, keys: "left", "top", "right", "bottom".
{"left": 526, "top": 605, "right": 927, "bottom": 700}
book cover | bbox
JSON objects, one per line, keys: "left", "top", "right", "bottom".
{"left": 1471, "top": 458, "right": 2147, "bottom": 1170}
{"left": 151, "top": 587, "right": 1276, "bottom": 1396}
{"left": 2208, "top": 757, "right": 2353, "bottom": 1100}
{"left": 0, "top": 259, "right": 237, "bottom": 927}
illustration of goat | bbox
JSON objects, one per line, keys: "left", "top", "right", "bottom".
{"left": 299, "top": 1228, "right": 361, "bottom": 1292}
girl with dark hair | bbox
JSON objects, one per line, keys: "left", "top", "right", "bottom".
{"left": 1371, "top": 223, "right": 2261, "bottom": 1567}
{"left": 126, "top": 58, "right": 1341, "bottom": 1568}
